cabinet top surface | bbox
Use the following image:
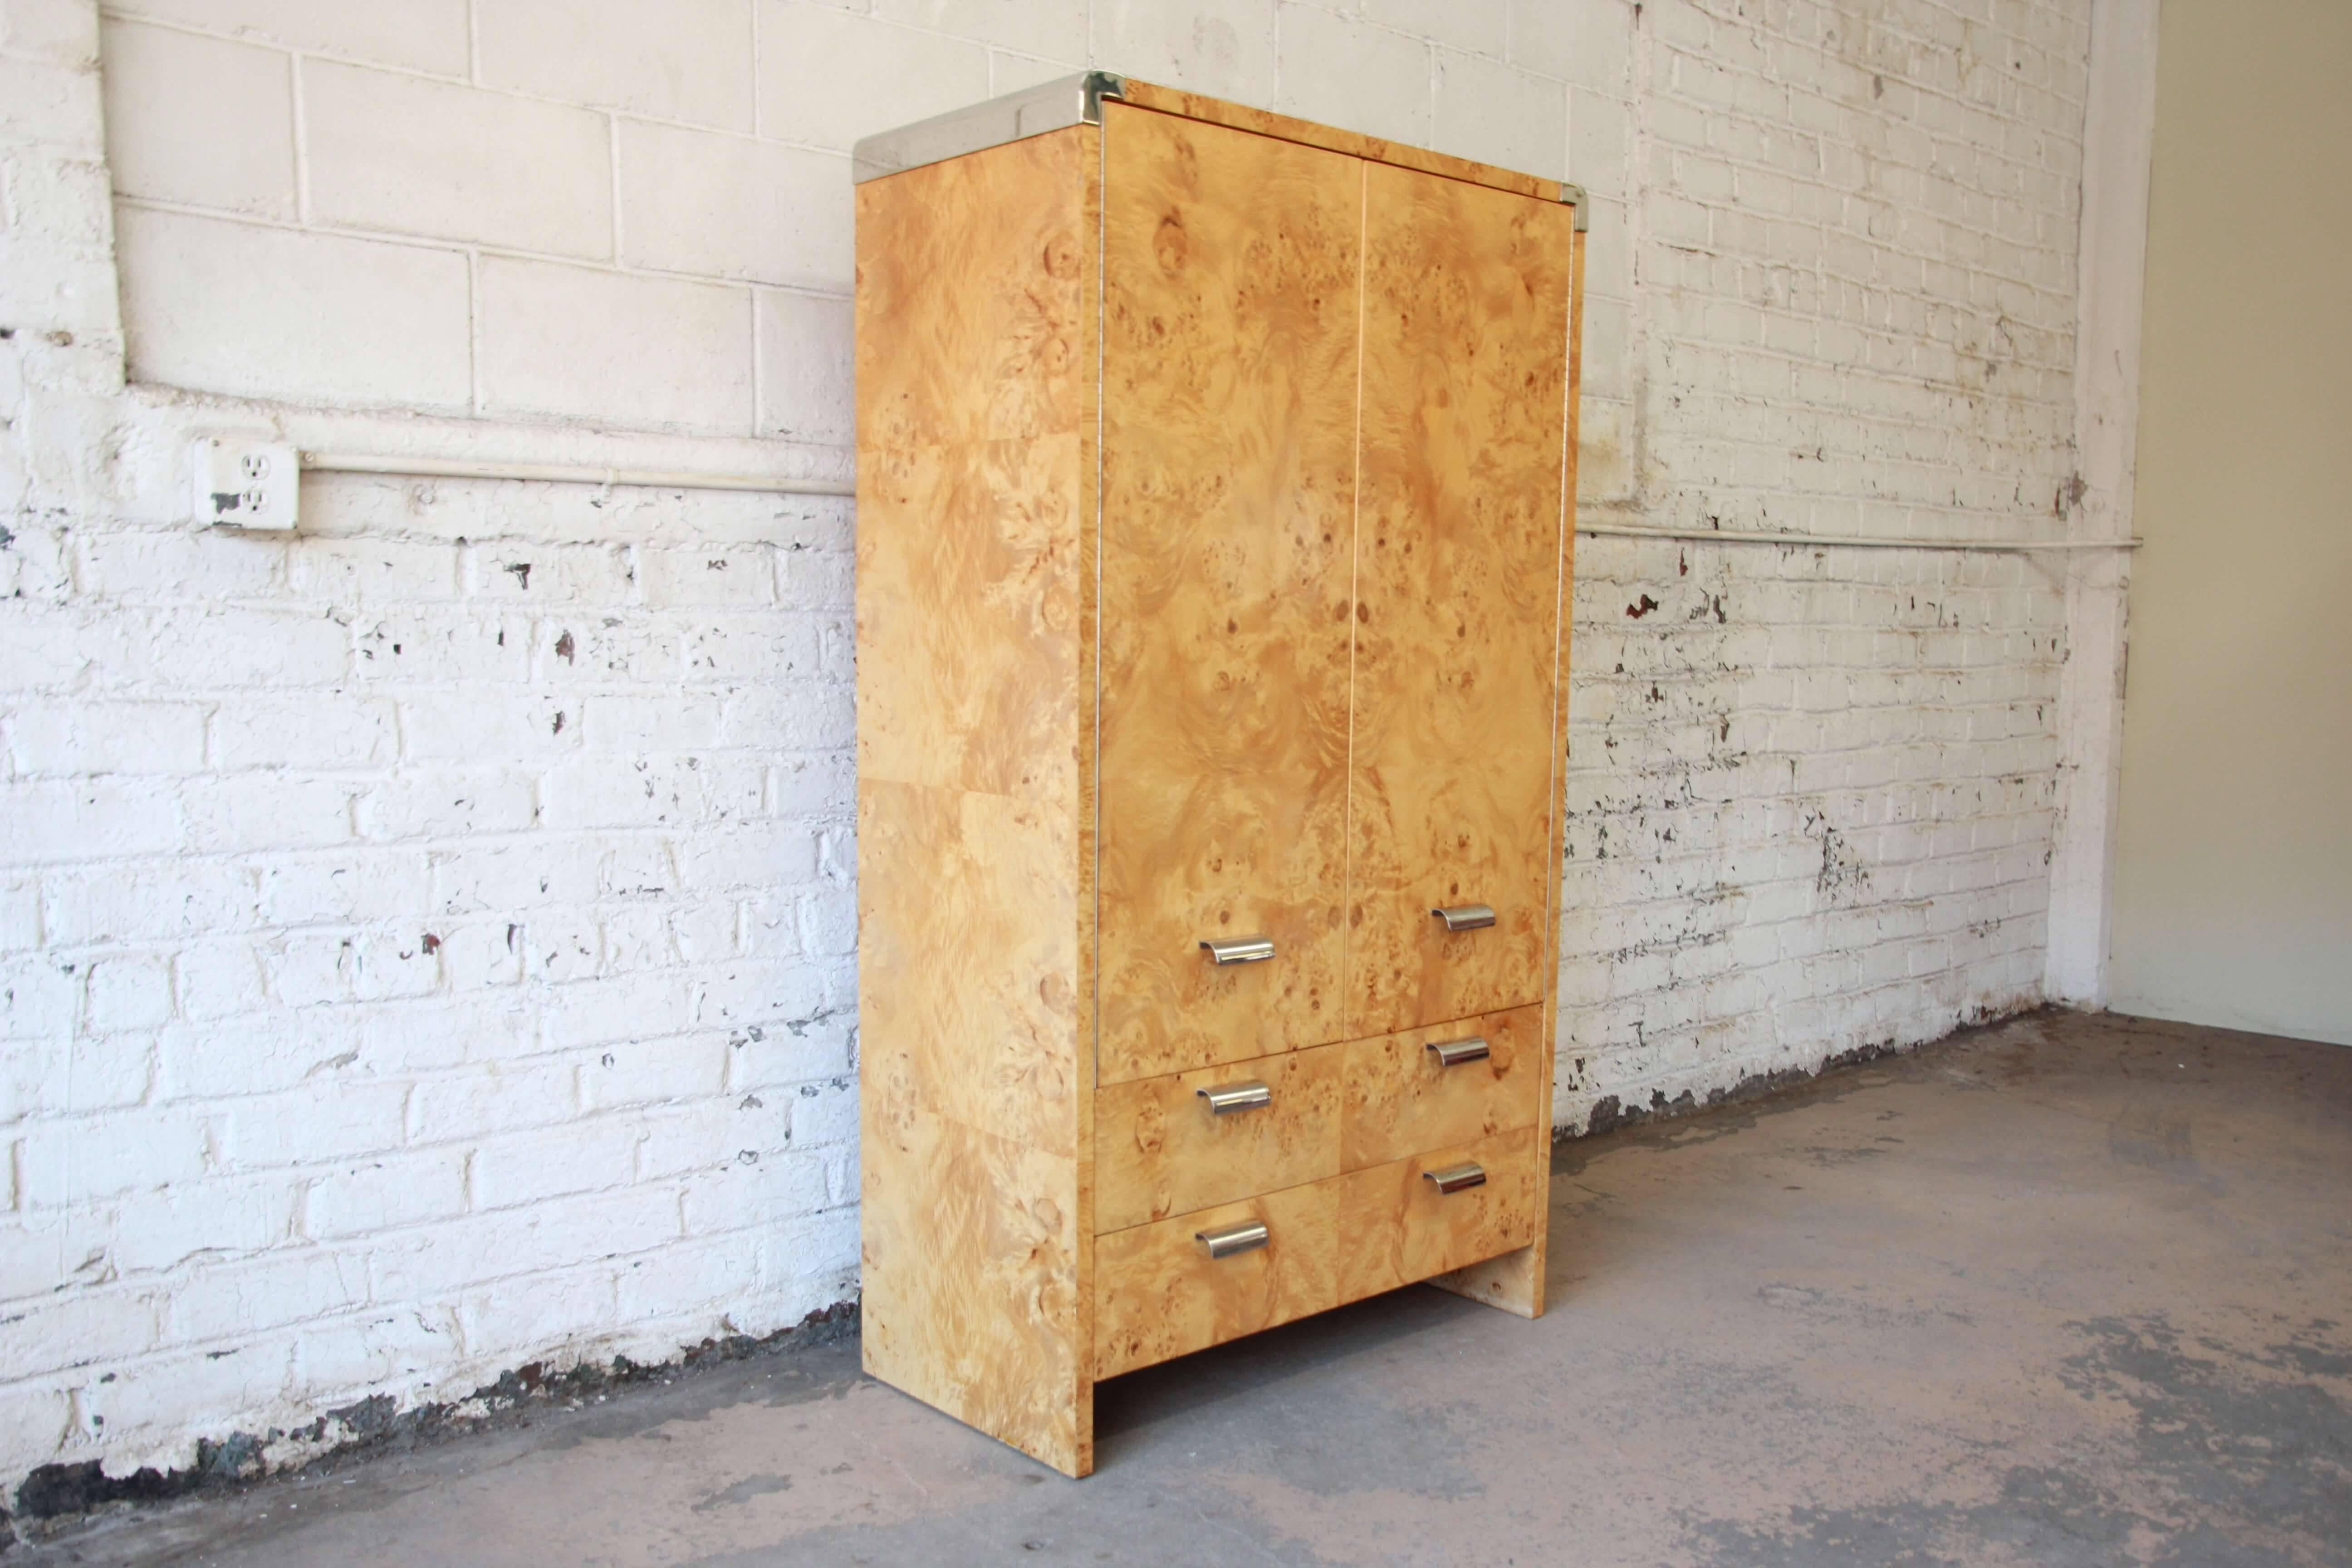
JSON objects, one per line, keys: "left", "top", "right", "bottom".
{"left": 851, "top": 71, "right": 1586, "bottom": 222}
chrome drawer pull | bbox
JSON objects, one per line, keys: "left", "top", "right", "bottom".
{"left": 1197, "top": 1079, "right": 1272, "bottom": 1115}
{"left": 1200, "top": 935, "right": 1276, "bottom": 965}
{"left": 1196, "top": 1220, "right": 1270, "bottom": 1258}
{"left": 1423, "top": 1161, "right": 1488, "bottom": 1195}
{"left": 1426, "top": 1036, "right": 1490, "bottom": 1068}
{"left": 1431, "top": 904, "right": 1496, "bottom": 932}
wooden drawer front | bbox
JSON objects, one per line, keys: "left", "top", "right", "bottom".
{"left": 1340, "top": 1004, "right": 1544, "bottom": 1172}
{"left": 1335, "top": 1129, "right": 1541, "bottom": 1302}
{"left": 1094, "top": 1183, "right": 1339, "bottom": 1379}
{"left": 1096, "top": 1044, "right": 1343, "bottom": 1234}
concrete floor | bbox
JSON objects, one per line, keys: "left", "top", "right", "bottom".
{"left": 24, "top": 1009, "right": 2352, "bottom": 1567}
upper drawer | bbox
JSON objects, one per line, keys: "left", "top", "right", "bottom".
{"left": 1095, "top": 1042, "right": 1343, "bottom": 1234}
{"left": 1341, "top": 1004, "right": 1544, "bottom": 1172}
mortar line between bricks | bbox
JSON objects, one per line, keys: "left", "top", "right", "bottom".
{"left": 106, "top": 196, "right": 861, "bottom": 302}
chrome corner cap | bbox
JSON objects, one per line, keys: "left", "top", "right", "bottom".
{"left": 1083, "top": 70, "right": 1128, "bottom": 116}
{"left": 852, "top": 71, "right": 1130, "bottom": 184}
{"left": 1559, "top": 181, "right": 1589, "bottom": 230}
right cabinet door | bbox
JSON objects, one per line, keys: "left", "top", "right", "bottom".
{"left": 1346, "top": 163, "right": 1575, "bottom": 1035}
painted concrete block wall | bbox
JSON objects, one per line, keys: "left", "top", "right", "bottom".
{"left": 0, "top": 0, "right": 2093, "bottom": 1500}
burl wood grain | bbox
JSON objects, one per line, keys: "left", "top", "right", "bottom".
{"left": 1335, "top": 1127, "right": 1543, "bottom": 1302}
{"left": 1094, "top": 1181, "right": 1341, "bottom": 1379}
{"left": 1115, "top": 81, "right": 1559, "bottom": 204}
{"left": 1094, "top": 1041, "right": 1344, "bottom": 1232}
{"left": 1345, "top": 162, "right": 1575, "bottom": 1038}
{"left": 858, "top": 83, "right": 1583, "bottom": 1450}
{"left": 855, "top": 126, "right": 1098, "bottom": 1477}
{"left": 1095, "top": 1113, "right": 1542, "bottom": 1379}
{"left": 1427, "top": 222, "right": 1583, "bottom": 1323}
{"left": 1095, "top": 103, "right": 1364, "bottom": 1084}
{"left": 1341, "top": 1003, "right": 1544, "bottom": 1171}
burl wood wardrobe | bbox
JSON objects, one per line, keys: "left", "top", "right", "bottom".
{"left": 852, "top": 73, "right": 1585, "bottom": 1477}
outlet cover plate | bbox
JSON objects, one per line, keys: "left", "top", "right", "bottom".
{"left": 193, "top": 439, "right": 299, "bottom": 530}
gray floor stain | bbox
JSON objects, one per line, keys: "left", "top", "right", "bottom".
{"left": 2107, "top": 1103, "right": 2205, "bottom": 1179}
{"left": 691, "top": 1474, "right": 794, "bottom": 1513}
{"left": 1689, "top": 1471, "right": 2309, "bottom": 1568}
{"left": 1691, "top": 1312, "right": 2352, "bottom": 1568}
{"left": 2058, "top": 1314, "right": 2352, "bottom": 1546}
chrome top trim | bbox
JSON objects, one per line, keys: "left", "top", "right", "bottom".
{"left": 851, "top": 71, "right": 1127, "bottom": 184}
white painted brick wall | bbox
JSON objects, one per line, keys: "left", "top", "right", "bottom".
{"left": 0, "top": 0, "right": 2095, "bottom": 1508}
{"left": 1553, "top": 0, "right": 2086, "bottom": 1129}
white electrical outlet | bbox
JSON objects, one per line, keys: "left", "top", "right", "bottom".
{"left": 193, "top": 439, "right": 299, "bottom": 530}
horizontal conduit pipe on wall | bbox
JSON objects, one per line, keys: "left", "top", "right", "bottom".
{"left": 303, "top": 454, "right": 2141, "bottom": 551}
{"left": 299, "top": 451, "right": 857, "bottom": 497}
{"left": 1576, "top": 523, "right": 2141, "bottom": 551}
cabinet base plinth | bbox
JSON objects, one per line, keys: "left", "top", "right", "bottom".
{"left": 1428, "top": 1241, "right": 1546, "bottom": 1318}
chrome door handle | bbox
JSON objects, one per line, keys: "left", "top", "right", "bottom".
{"left": 1422, "top": 1162, "right": 1488, "bottom": 1194}
{"left": 1426, "top": 1036, "right": 1490, "bottom": 1068}
{"left": 1200, "top": 935, "right": 1275, "bottom": 965}
{"left": 1431, "top": 904, "right": 1496, "bottom": 932}
{"left": 1197, "top": 1079, "right": 1271, "bottom": 1114}
{"left": 1196, "top": 1220, "right": 1270, "bottom": 1258}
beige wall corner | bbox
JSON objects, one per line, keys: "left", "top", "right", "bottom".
{"left": 2104, "top": 0, "right": 2352, "bottom": 1043}
{"left": 2046, "top": 0, "right": 2159, "bottom": 1009}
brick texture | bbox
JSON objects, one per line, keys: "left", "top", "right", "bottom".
{"left": 1554, "top": 0, "right": 2085, "bottom": 1129}
{"left": 0, "top": 0, "right": 2094, "bottom": 1504}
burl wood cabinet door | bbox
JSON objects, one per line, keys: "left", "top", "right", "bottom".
{"left": 1346, "top": 162, "right": 1574, "bottom": 1035}
{"left": 1096, "top": 105, "right": 1363, "bottom": 1083}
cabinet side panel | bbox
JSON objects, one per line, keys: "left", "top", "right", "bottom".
{"left": 1095, "top": 103, "right": 1364, "bottom": 1084}
{"left": 1347, "top": 167, "right": 1576, "bottom": 1037}
{"left": 855, "top": 127, "right": 1096, "bottom": 1477}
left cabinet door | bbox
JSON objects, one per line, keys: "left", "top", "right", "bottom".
{"left": 1096, "top": 104, "right": 1364, "bottom": 1085}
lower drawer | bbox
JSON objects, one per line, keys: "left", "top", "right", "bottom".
{"left": 1334, "top": 1127, "right": 1542, "bottom": 1301}
{"left": 1093, "top": 1127, "right": 1543, "bottom": 1379}
{"left": 1093, "top": 1182, "right": 1338, "bottom": 1379}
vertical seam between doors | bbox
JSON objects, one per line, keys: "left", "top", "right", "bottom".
{"left": 1342, "top": 158, "right": 1369, "bottom": 1042}
{"left": 1093, "top": 113, "right": 1108, "bottom": 1089}
{"left": 1543, "top": 215, "right": 1578, "bottom": 1140}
